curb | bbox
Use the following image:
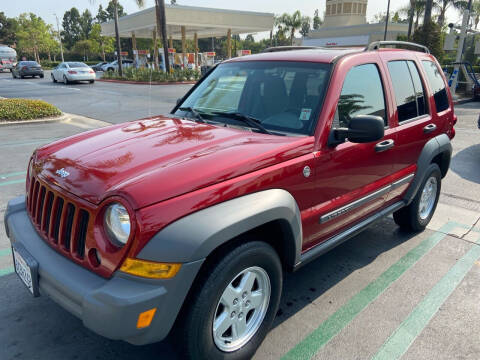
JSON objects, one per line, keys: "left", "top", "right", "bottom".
{"left": 453, "top": 98, "right": 474, "bottom": 105}
{"left": 62, "top": 113, "right": 112, "bottom": 128}
{"left": 0, "top": 113, "right": 68, "bottom": 127}
{"left": 97, "top": 78, "right": 197, "bottom": 86}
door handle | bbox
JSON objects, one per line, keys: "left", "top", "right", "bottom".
{"left": 423, "top": 123, "right": 437, "bottom": 134}
{"left": 375, "top": 139, "right": 395, "bottom": 153}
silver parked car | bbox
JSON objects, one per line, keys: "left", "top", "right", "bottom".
{"left": 51, "top": 62, "right": 96, "bottom": 84}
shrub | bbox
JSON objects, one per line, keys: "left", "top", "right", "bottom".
{"left": 0, "top": 99, "right": 62, "bottom": 121}
{"left": 102, "top": 67, "right": 201, "bottom": 82}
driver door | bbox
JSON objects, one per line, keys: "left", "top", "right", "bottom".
{"left": 303, "top": 61, "right": 397, "bottom": 250}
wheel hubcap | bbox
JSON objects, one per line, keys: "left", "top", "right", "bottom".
{"left": 419, "top": 176, "right": 437, "bottom": 220}
{"left": 213, "top": 266, "right": 271, "bottom": 352}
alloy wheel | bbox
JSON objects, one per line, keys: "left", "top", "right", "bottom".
{"left": 419, "top": 176, "right": 437, "bottom": 220}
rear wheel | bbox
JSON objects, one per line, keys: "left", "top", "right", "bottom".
{"left": 12, "top": 72, "right": 16, "bottom": 79}
{"left": 89, "top": 80, "right": 94, "bottom": 84}
{"left": 20, "top": 75, "right": 25, "bottom": 79}
{"left": 393, "top": 163, "right": 441, "bottom": 232}
{"left": 63, "top": 75, "right": 69, "bottom": 84}
{"left": 40, "top": 74, "right": 44, "bottom": 79}
{"left": 175, "top": 241, "right": 282, "bottom": 360}
{"left": 51, "top": 73, "right": 57, "bottom": 83}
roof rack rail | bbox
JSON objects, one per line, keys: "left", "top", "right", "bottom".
{"left": 262, "top": 46, "right": 325, "bottom": 53}
{"left": 365, "top": 41, "right": 430, "bottom": 54}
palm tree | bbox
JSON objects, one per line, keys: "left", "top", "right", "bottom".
{"left": 424, "top": 0, "right": 434, "bottom": 25}
{"left": 155, "top": 0, "right": 170, "bottom": 73}
{"left": 278, "top": 11, "right": 302, "bottom": 45}
{"left": 407, "top": 0, "right": 415, "bottom": 39}
{"left": 472, "top": 0, "right": 480, "bottom": 29}
{"left": 436, "top": 0, "right": 464, "bottom": 27}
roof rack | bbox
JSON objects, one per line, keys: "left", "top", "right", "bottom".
{"left": 262, "top": 46, "right": 325, "bottom": 53}
{"left": 365, "top": 41, "right": 430, "bottom": 54}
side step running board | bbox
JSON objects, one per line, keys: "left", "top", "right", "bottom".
{"left": 294, "top": 201, "right": 405, "bottom": 271}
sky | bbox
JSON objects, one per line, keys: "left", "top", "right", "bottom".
{"left": 5, "top": 0, "right": 463, "bottom": 39}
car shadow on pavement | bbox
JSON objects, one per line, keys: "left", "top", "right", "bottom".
{"left": 450, "top": 144, "right": 480, "bottom": 184}
{"left": 0, "top": 218, "right": 414, "bottom": 360}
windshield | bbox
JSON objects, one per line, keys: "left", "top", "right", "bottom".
{"left": 175, "top": 61, "right": 331, "bottom": 135}
{"left": 68, "top": 62, "right": 88, "bottom": 68}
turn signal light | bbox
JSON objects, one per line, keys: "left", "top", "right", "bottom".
{"left": 120, "top": 258, "right": 181, "bottom": 279}
{"left": 137, "top": 308, "right": 157, "bottom": 329}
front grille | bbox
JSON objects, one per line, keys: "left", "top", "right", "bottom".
{"left": 27, "top": 177, "right": 91, "bottom": 260}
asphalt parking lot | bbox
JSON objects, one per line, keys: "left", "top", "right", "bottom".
{"left": 0, "top": 83, "right": 479, "bottom": 359}
{"left": 0, "top": 71, "right": 192, "bottom": 123}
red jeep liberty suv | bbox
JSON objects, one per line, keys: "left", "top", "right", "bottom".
{"left": 5, "top": 41, "right": 455, "bottom": 359}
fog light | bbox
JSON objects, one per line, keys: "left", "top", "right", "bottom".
{"left": 120, "top": 258, "right": 181, "bottom": 279}
{"left": 137, "top": 308, "right": 157, "bottom": 329}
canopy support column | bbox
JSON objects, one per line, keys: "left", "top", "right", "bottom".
{"left": 181, "top": 26, "right": 186, "bottom": 69}
{"left": 227, "top": 28, "right": 232, "bottom": 59}
{"left": 153, "top": 27, "right": 159, "bottom": 70}
{"left": 194, "top": 32, "right": 198, "bottom": 69}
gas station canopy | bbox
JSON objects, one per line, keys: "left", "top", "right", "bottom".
{"left": 100, "top": 4, "right": 275, "bottom": 40}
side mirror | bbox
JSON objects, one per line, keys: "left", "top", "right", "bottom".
{"left": 330, "top": 115, "right": 385, "bottom": 146}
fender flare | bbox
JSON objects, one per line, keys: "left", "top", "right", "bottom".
{"left": 137, "top": 189, "right": 303, "bottom": 267}
{"left": 403, "top": 133, "right": 452, "bottom": 205}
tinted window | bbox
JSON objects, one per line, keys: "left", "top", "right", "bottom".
{"left": 422, "top": 60, "right": 449, "bottom": 113}
{"left": 388, "top": 61, "right": 417, "bottom": 122}
{"left": 334, "top": 63, "right": 386, "bottom": 128}
{"left": 408, "top": 61, "right": 427, "bottom": 116}
{"left": 388, "top": 60, "right": 428, "bottom": 123}
{"left": 178, "top": 61, "right": 331, "bottom": 135}
{"left": 67, "top": 62, "right": 88, "bottom": 68}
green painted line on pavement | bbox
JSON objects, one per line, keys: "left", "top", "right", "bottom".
{"left": 372, "top": 232, "right": 480, "bottom": 360}
{"left": 0, "top": 179, "right": 25, "bottom": 187}
{"left": 0, "top": 138, "right": 59, "bottom": 148}
{"left": 0, "top": 266, "right": 14, "bottom": 277}
{"left": 0, "top": 248, "right": 11, "bottom": 257}
{"left": 0, "top": 171, "right": 26, "bottom": 179}
{"left": 281, "top": 222, "right": 457, "bottom": 360}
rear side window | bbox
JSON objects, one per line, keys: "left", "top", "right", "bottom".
{"left": 387, "top": 60, "right": 427, "bottom": 123}
{"left": 422, "top": 60, "right": 449, "bottom": 113}
{"left": 334, "top": 63, "right": 387, "bottom": 128}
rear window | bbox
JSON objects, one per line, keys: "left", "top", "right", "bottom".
{"left": 422, "top": 60, "right": 449, "bottom": 113}
{"left": 387, "top": 60, "right": 428, "bottom": 123}
{"left": 67, "top": 62, "right": 88, "bottom": 68}
{"left": 22, "top": 61, "right": 39, "bottom": 66}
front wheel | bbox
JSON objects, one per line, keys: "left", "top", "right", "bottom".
{"left": 89, "top": 80, "right": 94, "bottom": 84}
{"left": 40, "top": 74, "right": 44, "bottom": 78}
{"left": 175, "top": 241, "right": 282, "bottom": 360}
{"left": 393, "top": 163, "right": 441, "bottom": 232}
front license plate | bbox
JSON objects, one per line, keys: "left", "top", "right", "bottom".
{"left": 12, "top": 244, "right": 39, "bottom": 297}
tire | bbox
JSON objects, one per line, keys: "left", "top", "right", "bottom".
{"left": 51, "top": 73, "right": 57, "bottom": 83}
{"left": 393, "top": 163, "right": 441, "bottom": 232}
{"left": 175, "top": 241, "right": 282, "bottom": 360}
{"left": 63, "top": 75, "right": 69, "bottom": 84}
{"left": 108, "top": 68, "right": 113, "bottom": 72}
{"left": 89, "top": 80, "right": 94, "bottom": 84}
{"left": 12, "top": 72, "right": 16, "bottom": 79}
{"left": 40, "top": 74, "right": 44, "bottom": 79}
{"left": 20, "top": 75, "right": 25, "bottom": 79}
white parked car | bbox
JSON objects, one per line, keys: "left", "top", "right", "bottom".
{"left": 101, "top": 59, "right": 134, "bottom": 72}
{"left": 51, "top": 62, "right": 95, "bottom": 84}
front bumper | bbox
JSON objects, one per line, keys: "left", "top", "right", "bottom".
{"left": 4, "top": 196, "right": 204, "bottom": 345}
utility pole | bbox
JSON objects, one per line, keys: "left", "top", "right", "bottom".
{"left": 54, "top": 13, "right": 64, "bottom": 62}
{"left": 450, "top": 0, "right": 473, "bottom": 98}
{"left": 384, "top": 0, "right": 391, "bottom": 41}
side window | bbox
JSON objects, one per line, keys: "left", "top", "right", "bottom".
{"left": 387, "top": 60, "right": 428, "bottom": 123}
{"left": 422, "top": 60, "right": 449, "bottom": 113}
{"left": 407, "top": 61, "right": 428, "bottom": 117}
{"left": 334, "top": 63, "right": 387, "bottom": 128}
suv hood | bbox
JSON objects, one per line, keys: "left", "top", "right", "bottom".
{"left": 35, "top": 116, "right": 314, "bottom": 209}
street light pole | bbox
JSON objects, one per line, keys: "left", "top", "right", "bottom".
{"left": 54, "top": 14, "right": 64, "bottom": 62}
{"left": 384, "top": 0, "right": 391, "bottom": 41}
{"left": 450, "top": 0, "right": 473, "bottom": 98}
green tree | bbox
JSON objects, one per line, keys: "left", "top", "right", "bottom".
{"left": 62, "top": 8, "right": 82, "bottom": 49}
{"left": 435, "top": 0, "right": 465, "bottom": 28}
{"left": 278, "top": 10, "right": 303, "bottom": 45}
{"left": 300, "top": 16, "right": 311, "bottom": 37}
{"left": 313, "top": 9, "right": 322, "bottom": 30}
{"left": 0, "top": 12, "right": 18, "bottom": 45}
{"left": 412, "top": 21, "right": 444, "bottom": 60}
{"left": 106, "top": 1, "right": 127, "bottom": 20}
{"left": 73, "top": 39, "right": 96, "bottom": 61}
{"left": 96, "top": 5, "right": 109, "bottom": 23}
{"left": 79, "top": 9, "right": 94, "bottom": 39}
{"left": 90, "top": 23, "right": 115, "bottom": 61}
{"left": 17, "top": 13, "right": 56, "bottom": 63}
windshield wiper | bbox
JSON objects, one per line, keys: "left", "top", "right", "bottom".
{"left": 178, "top": 106, "right": 206, "bottom": 123}
{"left": 211, "top": 111, "right": 273, "bottom": 135}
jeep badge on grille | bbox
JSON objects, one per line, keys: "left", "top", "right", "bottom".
{"left": 55, "top": 168, "right": 70, "bottom": 178}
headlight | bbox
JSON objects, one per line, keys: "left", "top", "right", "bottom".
{"left": 104, "top": 203, "right": 131, "bottom": 246}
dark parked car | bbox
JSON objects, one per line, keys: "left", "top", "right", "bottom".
{"left": 91, "top": 62, "right": 108, "bottom": 72}
{"left": 12, "top": 61, "right": 44, "bottom": 79}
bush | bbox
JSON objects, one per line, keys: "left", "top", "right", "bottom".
{"left": 412, "top": 22, "right": 444, "bottom": 61}
{"left": 0, "top": 99, "right": 62, "bottom": 121}
{"left": 102, "top": 67, "right": 201, "bottom": 83}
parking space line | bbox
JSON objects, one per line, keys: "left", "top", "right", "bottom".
{"left": 0, "top": 267, "right": 13, "bottom": 277}
{"left": 0, "top": 179, "right": 25, "bottom": 187}
{"left": 0, "top": 249, "right": 11, "bottom": 257}
{"left": 0, "top": 171, "right": 26, "bottom": 179}
{"left": 281, "top": 222, "right": 456, "bottom": 360}
{"left": 372, "top": 231, "right": 480, "bottom": 360}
